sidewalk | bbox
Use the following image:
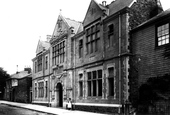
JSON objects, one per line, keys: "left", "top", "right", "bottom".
{"left": 0, "top": 100, "right": 109, "bottom": 115}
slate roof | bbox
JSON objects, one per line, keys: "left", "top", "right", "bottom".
{"left": 132, "top": 8, "right": 170, "bottom": 31}
{"left": 11, "top": 71, "right": 31, "bottom": 79}
{"left": 41, "top": 40, "right": 50, "bottom": 50}
{"left": 109, "top": 0, "right": 135, "bottom": 15}
{"left": 64, "top": 17, "right": 83, "bottom": 34}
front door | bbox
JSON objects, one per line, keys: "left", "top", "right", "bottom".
{"left": 56, "top": 83, "right": 63, "bottom": 107}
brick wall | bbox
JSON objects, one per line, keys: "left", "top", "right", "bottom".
{"left": 131, "top": 24, "right": 170, "bottom": 85}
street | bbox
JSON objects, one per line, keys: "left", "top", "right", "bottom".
{"left": 0, "top": 104, "right": 53, "bottom": 115}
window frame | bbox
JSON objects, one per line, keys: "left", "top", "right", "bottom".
{"left": 86, "top": 23, "right": 100, "bottom": 54}
{"left": 52, "top": 40, "right": 65, "bottom": 65}
{"left": 79, "top": 39, "right": 83, "bottom": 58}
{"left": 87, "top": 69, "right": 102, "bottom": 97}
{"left": 156, "top": 22, "right": 170, "bottom": 47}
{"left": 107, "top": 67, "right": 115, "bottom": 97}
{"left": 108, "top": 24, "right": 114, "bottom": 47}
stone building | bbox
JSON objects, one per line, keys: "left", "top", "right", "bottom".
{"left": 5, "top": 68, "right": 32, "bottom": 103}
{"left": 71, "top": 0, "right": 163, "bottom": 113}
{"left": 32, "top": 37, "right": 51, "bottom": 106}
{"left": 49, "top": 14, "right": 83, "bottom": 108}
{"left": 31, "top": 0, "right": 163, "bottom": 114}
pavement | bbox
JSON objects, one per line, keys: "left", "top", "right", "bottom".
{"left": 0, "top": 100, "right": 110, "bottom": 115}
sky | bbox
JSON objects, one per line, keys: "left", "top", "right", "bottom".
{"left": 0, "top": 0, "right": 169, "bottom": 75}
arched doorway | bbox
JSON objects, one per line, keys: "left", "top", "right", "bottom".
{"left": 56, "top": 83, "right": 63, "bottom": 107}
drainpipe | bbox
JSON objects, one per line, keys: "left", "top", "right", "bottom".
{"left": 73, "top": 37, "right": 76, "bottom": 109}
{"left": 118, "top": 13, "right": 122, "bottom": 113}
{"left": 48, "top": 49, "right": 51, "bottom": 107}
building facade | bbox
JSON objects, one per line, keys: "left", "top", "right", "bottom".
{"left": 5, "top": 68, "right": 32, "bottom": 103}
{"left": 31, "top": 0, "right": 163, "bottom": 114}
{"left": 49, "top": 14, "right": 83, "bottom": 108}
{"left": 130, "top": 9, "right": 170, "bottom": 113}
{"left": 32, "top": 38, "right": 51, "bottom": 106}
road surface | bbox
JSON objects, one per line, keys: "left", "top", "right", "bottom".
{"left": 0, "top": 103, "right": 53, "bottom": 115}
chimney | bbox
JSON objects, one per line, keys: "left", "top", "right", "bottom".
{"left": 102, "top": 1, "right": 106, "bottom": 6}
{"left": 24, "top": 67, "right": 31, "bottom": 74}
{"left": 46, "top": 35, "right": 51, "bottom": 42}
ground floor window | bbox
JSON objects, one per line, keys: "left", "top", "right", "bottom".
{"left": 108, "top": 67, "right": 115, "bottom": 96}
{"left": 87, "top": 69, "right": 102, "bottom": 97}
{"left": 38, "top": 82, "right": 44, "bottom": 98}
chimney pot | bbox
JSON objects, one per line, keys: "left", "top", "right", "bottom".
{"left": 102, "top": 1, "right": 106, "bottom": 6}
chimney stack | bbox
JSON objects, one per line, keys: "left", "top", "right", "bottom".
{"left": 46, "top": 35, "right": 51, "bottom": 42}
{"left": 102, "top": 1, "right": 106, "bottom": 6}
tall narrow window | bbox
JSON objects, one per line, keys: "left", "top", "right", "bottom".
{"left": 157, "top": 23, "right": 169, "bottom": 46}
{"left": 87, "top": 72, "right": 92, "bottom": 96}
{"left": 45, "top": 81, "right": 48, "bottom": 98}
{"left": 98, "top": 70, "right": 102, "bottom": 96}
{"left": 92, "top": 71, "right": 97, "bottom": 96}
{"left": 45, "top": 56, "right": 48, "bottom": 69}
{"left": 79, "top": 39, "right": 83, "bottom": 58}
{"left": 35, "top": 83, "right": 37, "bottom": 98}
{"left": 108, "top": 24, "right": 114, "bottom": 47}
{"left": 108, "top": 67, "right": 114, "bottom": 96}
{"left": 79, "top": 74, "right": 83, "bottom": 97}
{"left": 35, "top": 61, "right": 37, "bottom": 73}
{"left": 37, "top": 55, "right": 42, "bottom": 72}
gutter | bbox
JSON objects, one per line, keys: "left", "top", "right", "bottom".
{"left": 118, "top": 13, "right": 122, "bottom": 113}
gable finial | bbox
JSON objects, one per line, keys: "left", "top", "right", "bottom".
{"left": 59, "top": 9, "right": 62, "bottom": 14}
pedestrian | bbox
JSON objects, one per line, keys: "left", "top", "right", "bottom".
{"left": 67, "top": 98, "right": 72, "bottom": 110}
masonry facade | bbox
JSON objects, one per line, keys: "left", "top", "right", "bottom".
{"left": 31, "top": 0, "right": 163, "bottom": 114}
{"left": 32, "top": 38, "right": 51, "bottom": 106}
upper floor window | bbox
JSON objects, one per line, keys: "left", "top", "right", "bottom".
{"left": 157, "top": 23, "right": 169, "bottom": 46}
{"left": 79, "top": 39, "right": 83, "bottom": 58}
{"left": 52, "top": 41, "right": 65, "bottom": 65}
{"left": 86, "top": 23, "right": 100, "bottom": 54}
{"left": 108, "top": 24, "right": 114, "bottom": 47}
{"left": 34, "top": 61, "right": 37, "bottom": 73}
{"left": 37, "top": 55, "right": 42, "bottom": 72}
{"left": 87, "top": 69, "right": 102, "bottom": 97}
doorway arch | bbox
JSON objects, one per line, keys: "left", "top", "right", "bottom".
{"left": 56, "top": 83, "right": 63, "bottom": 107}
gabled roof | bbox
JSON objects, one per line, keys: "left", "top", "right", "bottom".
{"left": 83, "top": 0, "right": 107, "bottom": 27}
{"left": 36, "top": 40, "right": 50, "bottom": 54}
{"left": 11, "top": 71, "right": 30, "bottom": 79}
{"left": 109, "top": 0, "right": 135, "bottom": 15}
{"left": 64, "top": 17, "right": 83, "bottom": 34}
{"left": 131, "top": 8, "right": 170, "bottom": 32}
{"left": 51, "top": 14, "right": 83, "bottom": 40}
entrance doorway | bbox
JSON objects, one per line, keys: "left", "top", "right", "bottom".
{"left": 56, "top": 83, "right": 63, "bottom": 107}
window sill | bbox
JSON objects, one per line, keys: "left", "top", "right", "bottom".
{"left": 155, "top": 43, "right": 170, "bottom": 50}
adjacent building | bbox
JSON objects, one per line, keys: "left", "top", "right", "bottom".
{"left": 5, "top": 68, "right": 32, "bottom": 103}
{"left": 32, "top": 37, "right": 51, "bottom": 106}
{"left": 130, "top": 8, "right": 170, "bottom": 113}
